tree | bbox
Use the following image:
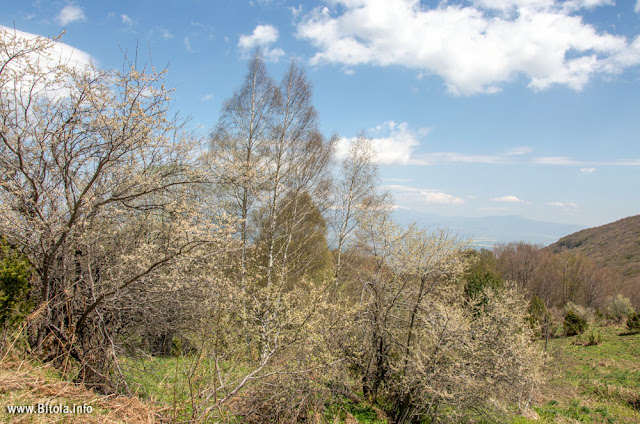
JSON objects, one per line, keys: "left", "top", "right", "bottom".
{"left": 494, "top": 242, "right": 541, "bottom": 292}
{"left": 329, "top": 134, "right": 380, "bottom": 287}
{"left": 0, "top": 28, "right": 230, "bottom": 388}
{"left": 463, "top": 248, "right": 504, "bottom": 304}
{"left": 347, "top": 211, "right": 544, "bottom": 422}
{"left": 210, "top": 51, "right": 276, "bottom": 286}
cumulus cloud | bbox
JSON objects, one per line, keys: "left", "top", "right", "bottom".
{"left": 636, "top": 0, "right": 640, "bottom": 13}
{"left": 296, "top": 0, "right": 640, "bottom": 95}
{"left": 0, "top": 26, "right": 93, "bottom": 72}
{"left": 0, "top": 26, "right": 95, "bottom": 102}
{"left": 56, "top": 5, "right": 86, "bottom": 25}
{"left": 492, "top": 195, "right": 523, "bottom": 203}
{"left": 238, "top": 24, "right": 285, "bottom": 62}
{"left": 335, "top": 121, "right": 423, "bottom": 165}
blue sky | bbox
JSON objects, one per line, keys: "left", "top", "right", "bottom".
{"left": 2, "top": 0, "right": 639, "bottom": 228}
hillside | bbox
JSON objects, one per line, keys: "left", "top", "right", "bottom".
{"left": 548, "top": 215, "right": 640, "bottom": 283}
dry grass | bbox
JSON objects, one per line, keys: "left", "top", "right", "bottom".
{"left": 0, "top": 355, "right": 160, "bottom": 423}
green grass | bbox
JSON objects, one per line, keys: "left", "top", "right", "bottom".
{"left": 325, "top": 398, "right": 388, "bottom": 424}
{"left": 122, "top": 325, "right": 639, "bottom": 423}
{"left": 516, "top": 325, "right": 640, "bottom": 423}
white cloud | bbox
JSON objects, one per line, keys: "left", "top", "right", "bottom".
{"left": 184, "top": 37, "right": 193, "bottom": 52}
{"left": 238, "top": 24, "right": 279, "bottom": 49}
{"left": 56, "top": 5, "right": 86, "bottom": 25}
{"left": 290, "top": 5, "right": 303, "bottom": 18}
{"left": 335, "top": 121, "right": 423, "bottom": 165}
{"left": 635, "top": 0, "right": 640, "bottom": 13}
{"left": 385, "top": 185, "right": 464, "bottom": 205}
{"left": 534, "top": 156, "right": 640, "bottom": 166}
{"left": 263, "top": 47, "right": 285, "bottom": 62}
{"left": 422, "top": 191, "right": 465, "bottom": 205}
{"left": 534, "top": 156, "right": 581, "bottom": 165}
{"left": 0, "top": 26, "right": 95, "bottom": 101}
{"left": 580, "top": 167, "right": 596, "bottom": 173}
{"left": 296, "top": 0, "right": 640, "bottom": 95}
{"left": 0, "top": 26, "right": 93, "bottom": 73}
{"left": 410, "top": 152, "right": 505, "bottom": 165}
{"left": 200, "top": 93, "right": 214, "bottom": 101}
{"left": 506, "top": 146, "right": 533, "bottom": 156}
{"left": 238, "top": 24, "right": 285, "bottom": 62}
{"left": 121, "top": 14, "right": 133, "bottom": 26}
{"left": 548, "top": 201, "right": 578, "bottom": 208}
{"left": 492, "top": 195, "right": 523, "bottom": 203}
{"left": 159, "top": 28, "right": 173, "bottom": 39}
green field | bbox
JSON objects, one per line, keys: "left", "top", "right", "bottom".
{"left": 516, "top": 325, "right": 640, "bottom": 423}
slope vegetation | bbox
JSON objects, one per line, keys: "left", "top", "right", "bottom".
{"left": 549, "top": 214, "right": 640, "bottom": 290}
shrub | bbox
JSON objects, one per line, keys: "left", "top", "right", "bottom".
{"left": 528, "top": 295, "right": 552, "bottom": 339}
{"left": 627, "top": 312, "right": 640, "bottom": 333}
{"left": 573, "top": 329, "right": 602, "bottom": 346}
{"left": 0, "top": 239, "right": 33, "bottom": 328}
{"left": 232, "top": 372, "right": 331, "bottom": 423}
{"left": 564, "top": 310, "right": 587, "bottom": 336}
{"left": 563, "top": 301, "right": 595, "bottom": 324}
{"left": 606, "top": 294, "right": 635, "bottom": 323}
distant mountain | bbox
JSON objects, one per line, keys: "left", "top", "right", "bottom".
{"left": 548, "top": 215, "right": 640, "bottom": 282}
{"left": 391, "top": 210, "right": 585, "bottom": 247}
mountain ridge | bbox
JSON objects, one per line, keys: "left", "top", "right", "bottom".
{"left": 392, "top": 210, "right": 585, "bottom": 247}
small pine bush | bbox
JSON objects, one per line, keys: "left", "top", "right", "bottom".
{"left": 0, "top": 239, "right": 33, "bottom": 327}
{"left": 564, "top": 310, "right": 587, "bottom": 336}
{"left": 586, "top": 329, "right": 602, "bottom": 346}
{"left": 627, "top": 312, "right": 640, "bottom": 333}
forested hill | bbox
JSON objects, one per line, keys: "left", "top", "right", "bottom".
{"left": 548, "top": 214, "right": 640, "bottom": 283}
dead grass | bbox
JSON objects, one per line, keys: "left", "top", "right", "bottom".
{"left": 0, "top": 355, "right": 160, "bottom": 423}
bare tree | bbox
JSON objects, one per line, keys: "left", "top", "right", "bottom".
{"left": 210, "top": 51, "right": 276, "bottom": 283}
{"left": 329, "top": 134, "right": 380, "bottom": 287}
{"left": 494, "top": 242, "right": 541, "bottom": 292}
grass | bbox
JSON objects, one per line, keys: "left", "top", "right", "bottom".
{"left": 2, "top": 324, "right": 636, "bottom": 423}
{"left": 0, "top": 354, "right": 157, "bottom": 423}
{"left": 516, "top": 324, "right": 640, "bottom": 423}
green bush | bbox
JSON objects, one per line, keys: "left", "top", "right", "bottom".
{"left": 573, "top": 329, "right": 602, "bottom": 346}
{"left": 0, "top": 239, "right": 33, "bottom": 327}
{"left": 606, "top": 294, "right": 635, "bottom": 323}
{"left": 564, "top": 310, "right": 587, "bottom": 336}
{"left": 528, "top": 295, "right": 552, "bottom": 339}
{"left": 627, "top": 312, "right": 640, "bottom": 333}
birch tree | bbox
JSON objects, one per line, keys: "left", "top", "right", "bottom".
{"left": 330, "top": 134, "right": 380, "bottom": 287}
